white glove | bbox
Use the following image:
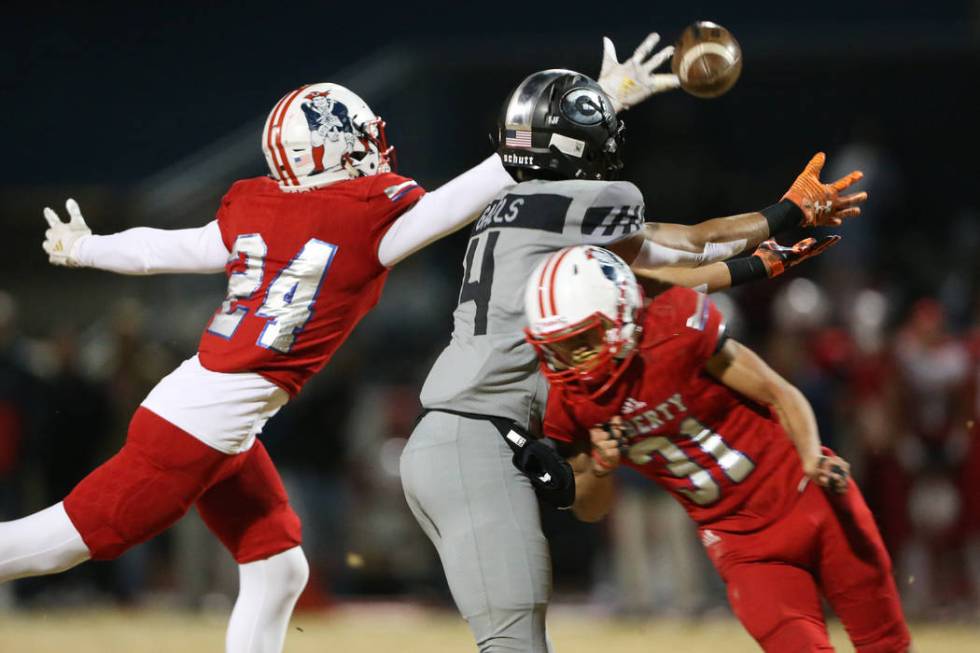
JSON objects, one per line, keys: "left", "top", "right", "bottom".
{"left": 42, "top": 198, "right": 91, "bottom": 267}
{"left": 597, "top": 32, "right": 681, "bottom": 113}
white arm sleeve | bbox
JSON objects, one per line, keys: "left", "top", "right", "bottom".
{"left": 72, "top": 220, "right": 230, "bottom": 275}
{"left": 377, "top": 154, "right": 515, "bottom": 267}
{"left": 632, "top": 236, "right": 747, "bottom": 269}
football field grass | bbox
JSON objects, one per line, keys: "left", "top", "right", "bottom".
{"left": 0, "top": 605, "right": 976, "bottom": 651}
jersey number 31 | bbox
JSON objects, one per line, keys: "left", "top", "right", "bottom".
{"left": 207, "top": 234, "right": 338, "bottom": 353}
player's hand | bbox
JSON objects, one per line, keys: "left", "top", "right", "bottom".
{"left": 752, "top": 235, "right": 841, "bottom": 278}
{"left": 590, "top": 416, "right": 626, "bottom": 476}
{"left": 782, "top": 152, "right": 867, "bottom": 227}
{"left": 42, "top": 199, "right": 91, "bottom": 267}
{"left": 804, "top": 454, "right": 850, "bottom": 494}
{"left": 598, "top": 32, "right": 680, "bottom": 113}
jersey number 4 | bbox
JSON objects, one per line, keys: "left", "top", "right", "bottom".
{"left": 457, "top": 231, "right": 500, "bottom": 336}
{"left": 627, "top": 417, "right": 756, "bottom": 506}
{"left": 207, "top": 234, "right": 338, "bottom": 353}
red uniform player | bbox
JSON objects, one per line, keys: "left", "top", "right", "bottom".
{"left": 1, "top": 82, "right": 514, "bottom": 653}
{"left": 526, "top": 245, "right": 911, "bottom": 652}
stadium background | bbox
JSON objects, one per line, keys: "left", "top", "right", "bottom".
{"left": 1, "top": 0, "right": 978, "bottom": 650}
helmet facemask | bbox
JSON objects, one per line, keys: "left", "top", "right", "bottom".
{"left": 342, "top": 116, "right": 395, "bottom": 178}
{"left": 526, "top": 310, "right": 640, "bottom": 400}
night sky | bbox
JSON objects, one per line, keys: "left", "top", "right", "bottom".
{"left": 1, "top": 0, "right": 970, "bottom": 187}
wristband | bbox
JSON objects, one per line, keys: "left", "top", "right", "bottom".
{"left": 725, "top": 255, "right": 769, "bottom": 286}
{"left": 591, "top": 449, "right": 615, "bottom": 477}
{"left": 761, "top": 200, "right": 804, "bottom": 236}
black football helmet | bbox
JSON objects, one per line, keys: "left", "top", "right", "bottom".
{"left": 494, "top": 69, "right": 624, "bottom": 181}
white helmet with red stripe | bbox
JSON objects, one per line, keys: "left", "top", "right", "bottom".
{"left": 524, "top": 245, "right": 643, "bottom": 392}
{"left": 262, "top": 82, "right": 394, "bottom": 192}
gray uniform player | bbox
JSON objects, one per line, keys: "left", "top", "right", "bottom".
{"left": 420, "top": 179, "right": 644, "bottom": 426}
{"left": 401, "top": 69, "right": 861, "bottom": 652}
{"left": 404, "top": 177, "right": 643, "bottom": 651}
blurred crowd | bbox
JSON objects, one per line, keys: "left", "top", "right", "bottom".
{"left": 0, "top": 207, "right": 977, "bottom": 621}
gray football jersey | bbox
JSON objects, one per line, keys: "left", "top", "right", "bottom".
{"left": 419, "top": 178, "right": 645, "bottom": 431}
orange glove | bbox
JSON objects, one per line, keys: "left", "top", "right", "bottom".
{"left": 753, "top": 235, "right": 841, "bottom": 277}
{"left": 782, "top": 152, "right": 867, "bottom": 227}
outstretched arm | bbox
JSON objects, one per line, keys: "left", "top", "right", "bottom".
{"left": 630, "top": 235, "right": 841, "bottom": 295}
{"left": 638, "top": 211, "right": 770, "bottom": 265}
{"left": 43, "top": 199, "right": 229, "bottom": 275}
{"left": 377, "top": 155, "right": 515, "bottom": 267}
{"left": 705, "top": 339, "right": 850, "bottom": 492}
{"left": 624, "top": 151, "right": 866, "bottom": 271}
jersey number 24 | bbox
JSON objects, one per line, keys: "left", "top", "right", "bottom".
{"left": 208, "top": 234, "right": 338, "bottom": 353}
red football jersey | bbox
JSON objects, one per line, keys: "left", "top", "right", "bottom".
{"left": 197, "top": 173, "right": 425, "bottom": 395}
{"left": 545, "top": 287, "right": 805, "bottom": 533}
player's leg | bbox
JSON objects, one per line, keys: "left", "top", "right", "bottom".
{"left": 0, "top": 503, "right": 89, "bottom": 582}
{"left": 195, "top": 439, "right": 306, "bottom": 653}
{"left": 63, "top": 406, "right": 242, "bottom": 560}
{"left": 704, "top": 509, "right": 836, "bottom": 652}
{"left": 817, "top": 481, "right": 912, "bottom": 652}
{"left": 721, "top": 561, "right": 834, "bottom": 652}
{"left": 1, "top": 406, "right": 236, "bottom": 582}
{"left": 401, "top": 411, "right": 552, "bottom": 653}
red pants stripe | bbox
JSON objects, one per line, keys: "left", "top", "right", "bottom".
{"left": 64, "top": 407, "right": 301, "bottom": 564}
{"left": 703, "top": 479, "right": 911, "bottom": 652}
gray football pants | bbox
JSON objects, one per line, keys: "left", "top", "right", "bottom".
{"left": 401, "top": 411, "right": 554, "bottom": 652}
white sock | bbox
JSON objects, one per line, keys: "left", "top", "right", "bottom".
{"left": 0, "top": 502, "right": 91, "bottom": 582}
{"left": 226, "top": 545, "right": 309, "bottom": 653}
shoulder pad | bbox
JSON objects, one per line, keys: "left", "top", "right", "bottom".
{"left": 592, "top": 181, "right": 643, "bottom": 209}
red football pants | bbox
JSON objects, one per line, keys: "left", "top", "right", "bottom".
{"left": 64, "top": 407, "right": 301, "bottom": 564}
{"left": 703, "top": 480, "right": 911, "bottom": 652}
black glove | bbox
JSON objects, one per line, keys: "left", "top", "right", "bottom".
{"left": 504, "top": 426, "right": 576, "bottom": 510}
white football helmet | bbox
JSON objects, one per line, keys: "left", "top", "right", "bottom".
{"left": 524, "top": 245, "right": 643, "bottom": 393}
{"left": 261, "top": 82, "right": 394, "bottom": 192}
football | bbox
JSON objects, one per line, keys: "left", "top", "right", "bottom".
{"left": 672, "top": 21, "right": 743, "bottom": 98}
